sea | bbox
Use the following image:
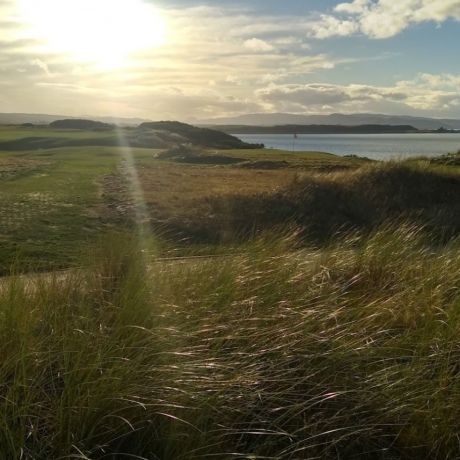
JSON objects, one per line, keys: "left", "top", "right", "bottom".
{"left": 236, "top": 133, "right": 460, "bottom": 161}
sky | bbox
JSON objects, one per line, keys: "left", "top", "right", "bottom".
{"left": 1, "top": 0, "right": 460, "bottom": 121}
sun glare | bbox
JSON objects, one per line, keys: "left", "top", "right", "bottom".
{"left": 18, "top": 0, "right": 167, "bottom": 69}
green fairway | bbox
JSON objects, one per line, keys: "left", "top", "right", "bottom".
{"left": 0, "top": 125, "right": 118, "bottom": 141}
{"left": 0, "top": 147, "right": 120, "bottom": 272}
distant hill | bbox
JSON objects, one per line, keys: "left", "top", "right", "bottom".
{"left": 0, "top": 120, "right": 261, "bottom": 151}
{"left": 50, "top": 119, "right": 115, "bottom": 131}
{"left": 196, "top": 113, "right": 460, "bottom": 130}
{"left": 210, "top": 124, "right": 419, "bottom": 135}
{"left": 4, "top": 112, "right": 460, "bottom": 130}
{"left": 0, "top": 113, "right": 150, "bottom": 126}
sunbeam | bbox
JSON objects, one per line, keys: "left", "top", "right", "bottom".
{"left": 18, "top": 0, "right": 168, "bottom": 69}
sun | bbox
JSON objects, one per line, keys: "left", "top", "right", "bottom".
{"left": 18, "top": 0, "right": 168, "bottom": 69}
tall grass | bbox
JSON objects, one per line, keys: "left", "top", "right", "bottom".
{"left": 2, "top": 226, "right": 460, "bottom": 458}
{"left": 191, "top": 160, "right": 460, "bottom": 243}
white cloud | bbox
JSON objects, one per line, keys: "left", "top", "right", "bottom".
{"left": 309, "top": 14, "right": 359, "bottom": 39}
{"left": 419, "top": 73, "right": 460, "bottom": 89}
{"left": 259, "top": 72, "right": 288, "bottom": 83}
{"left": 335, "top": 0, "right": 371, "bottom": 14}
{"left": 243, "top": 38, "right": 275, "bottom": 52}
{"left": 309, "top": 0, "right": 460, "bottom": 39}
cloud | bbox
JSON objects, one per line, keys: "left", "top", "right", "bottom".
{"left": 0, "top": 1, "right": 342, "bottom": 119}
{"left": 255, "top": 74, "right": 460, "bottom": 115}
{"left": 225, "top": 75, "right": 243, "bottom": 85}
{"left": 309, "top": 0, "right": 460, "bottom": 39}
{"left": 273, "top": 36, "right": 301, "bottom": 45}
{"left": 122, "top": 87, "right": 264, "bottom": 119}
{"left": 335, "top": 0, "right": 372, "bottom": 14}
{"left": 243, "top": 38, "right": 275, "bottom": 52}
{"left": 1, "top": 0, "right": 458, "bottom": 120}
{"left": 309, "top": 15, "right": 359, "bottom": 39}
{"left": 31, "top": 58, "right": 50, "bottom": 74}
{"left": 259, "top": 72, "right": 288, "bottom": 83}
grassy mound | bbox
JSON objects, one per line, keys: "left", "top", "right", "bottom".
{"left": 429, "top": 150, "right": 460, "bottom": 166}
{"left": 156, "top": 144, "right": 245, "bottom": 164}
{"left": 180, "top": 161, "right": 460, "bottom": 243}
{"left": 138, "top": 120, "right": 263, "bottom": 149}
{"left": 49, "top": 119, "right": 115, "bottom": 131}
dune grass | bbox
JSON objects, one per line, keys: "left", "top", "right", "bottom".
{"left": 189, "top": 160, "right": 460, "bottom": 243}
{"left": 2, "top": 226, "right": 460, "bottom": 458}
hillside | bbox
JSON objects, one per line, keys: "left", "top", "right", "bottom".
{"left": 210, "top": 123, "right": 419, "bottom": 135}
{"left": 4, "top": 112, "right": 460, "bottom": 130}
{"left": 163, "top": 159, "right": 460, "bottom": 243}
{"left": 137, "top": 120, "right": 263, "bottom": 149}
{"left": 0, "top": 120, "right": 260, "bottom": 151}
{"left": 49, "top": 119, "right": 115, "bottom": 131}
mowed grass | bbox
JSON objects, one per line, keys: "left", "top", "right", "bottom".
{"left": 0, "top": 147, "right": 125, "bottom": 273}
{"left": 0, "top": 125, "right": 118, "bottom": 142}
{"left": 214, "top": 147, "right": 352, "bottom": 166}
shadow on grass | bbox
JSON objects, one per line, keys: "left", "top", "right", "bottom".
{"left": 156, "top": 161, "right": 460, "bottom": 245}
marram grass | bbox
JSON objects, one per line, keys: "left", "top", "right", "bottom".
{"left": 2, "top": 227, "right": 460, "bottom": 458}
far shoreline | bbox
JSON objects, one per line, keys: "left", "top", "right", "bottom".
{"left": 207, "top": 124, "right": 459, "bottom": 135}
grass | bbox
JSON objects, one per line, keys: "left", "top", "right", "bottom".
{"left": 3, "top": 125, "right": 460, "bottom": 457}
{"left": 2, "top": 226, "right": 460, "bottom": 458}
{"left": 0, "top": 125, "right": 369, "bottom": 273}
{"left": 0, "top": 125, "right": 118, "bottom": 142}
{"left": 191, "top": 160, "right": 460, "bottom": 243}
{"left": 1, "top": 124, "right": 460, "bottom": 266}
{"left": 0, "top": 147, "right": 123, "bottom": 273}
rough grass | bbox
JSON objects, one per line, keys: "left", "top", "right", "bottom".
{"left": 184, "top": 160, "right": 460, "bottom": 243}
{"left": 429, "top": 149, "right": 460, "bottom": 166}
{"left": 3, "top": 226, "right": 460, "bottom": 458}
{"left": 133, "top": 150, "right": 367, "bottom": 240}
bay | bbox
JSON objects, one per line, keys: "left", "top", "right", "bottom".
{"left": 236, "top": 133, "right": 460, "bottom": 161}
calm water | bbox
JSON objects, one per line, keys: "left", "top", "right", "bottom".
{"left": 236, "top": 133, "right": 460, "bottom": 161}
